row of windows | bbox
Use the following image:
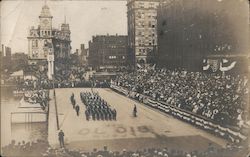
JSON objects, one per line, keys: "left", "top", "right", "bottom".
{"left": 136, "top": 14, "right": 157, "bottom": 19}
{"left": 136, "top": 21, "right": 156, "bottom": 28}
{"left": 137, "top": 43, "right": 155, "bottom": 46}
{"left": 31, "top": 51, "right": 48, "bottom": 58}
{"left": 32, "top": 39, "right": 54, "bottom": 48}
{"left": 136, "top": 39, "right": 155, "bottom": 45}
{"left": 108, "top": 45, "right": 126, "bottom": 48}
{"left": 136, "top": 24, "right": 156, "bottom": 28}
{"left": 128, "top": 2, "right": 158, "bottom": 10}
{"left": 136, "top": 32, "right": 157, "bottom": 38}
{"left": 41, "top": 30, "right": 51, "bottom": 36}
{"left": 108, "top": 56, "right": 126, "bottom": 59}
{"left": 136, "top": 2, "right": 158, "bottom": 9}
{"left": 135, "top": 10, "right": 157, "bottom": 16}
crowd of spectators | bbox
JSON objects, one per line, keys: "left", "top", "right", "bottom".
{"left": 1, "top": 139, "right": 49, "bottom": 157}
{"left": 2, "top": 141, "right": 247, "bottom": 157}
{"left": 114, "top": 68, "right": 249, "bottom": 128}
{"left": 23, "top": 90, "right": 49, "bottom": 111}
{"left": 14, "top": 75, "right": 109, "bottom": 91}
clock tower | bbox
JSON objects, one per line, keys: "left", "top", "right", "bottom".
{"left": 39, "top": 2, "right": 52, "bottom": 37}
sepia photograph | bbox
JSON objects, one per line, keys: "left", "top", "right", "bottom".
{"left": 1, "top": 0, "right": 250, "bottom": 156}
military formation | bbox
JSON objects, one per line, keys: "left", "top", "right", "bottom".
{"left": 70, "top": 93, "right": 80, "bottom": 116}
{"left": 78, "top": 91, "right": 117, "bottom": 121}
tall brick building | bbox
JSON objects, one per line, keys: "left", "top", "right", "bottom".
{"left": 157, "top": 0, "right": 249, "bottom": 71}
{"left": 88, "top": 35, "right": 128, "bottom": 70}
{"left": 127, "top": 0, "right": 160, "bottom": 65}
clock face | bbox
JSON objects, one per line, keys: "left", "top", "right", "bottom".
{"left": 42, "top": 19, "right": 49, "bottom": 25}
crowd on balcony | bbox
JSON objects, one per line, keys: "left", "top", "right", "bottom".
{"left": 114, "top": 68, "right": 249, "bottom": 128}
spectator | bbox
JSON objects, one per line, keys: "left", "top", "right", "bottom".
{"left": 58, "top": 130, "right": 65, "bottom": 148}
{"left": 114, "top": 67, "right": 249, "bottom": 128}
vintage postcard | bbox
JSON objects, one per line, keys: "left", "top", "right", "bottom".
{"left": 1, "top": 0, "right": 250, "bottom": 156}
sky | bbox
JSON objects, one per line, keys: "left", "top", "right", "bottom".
{"left": 1, "top": 0, "right": 127, "bottom": 54}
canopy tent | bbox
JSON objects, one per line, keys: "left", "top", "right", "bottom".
{"left": 24, "top": 75, "right": 37, "bottom": 80}
{"left": 11, "top": 70, "right": 24, "bottom": 77}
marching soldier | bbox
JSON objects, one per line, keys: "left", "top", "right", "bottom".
{"left": 85, "top": 110, "right": 89, "bottom": 121}
{"left": 112, "top": 109, "right": 117, "bottom": 120}
{"left": 75, "top": 104, "right": 80, "bottom": 116}
{"left": 133, "top": 104, "right": 137, "bottom": 117}
{"left": 72, "top": 99, "right": 76, "bottom": 109}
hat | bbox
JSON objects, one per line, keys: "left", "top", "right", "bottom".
{"left": 186, "top": 154, "right": 191, "bottom": 157}
{"left": 164, "top": 153, "right": 169, "bottom": 157}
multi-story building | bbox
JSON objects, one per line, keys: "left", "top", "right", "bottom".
{"left": 80, "top": 44, "right": 88, "bottom": 66}
{"left": 27, "top": 3, "right": 71, "bottom": 65}
{"left": 157, "top": 0, "right": 248, "bottom": 71}
{"left": 127, "top": 0, "right": 160, "bottom": 65}
{"left": 1, "top": 45, "right": 12, "bottom": 71}
{"left": 88, "top": 35, "right": 128, "bottom": 70}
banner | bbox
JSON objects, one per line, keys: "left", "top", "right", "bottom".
{"left": 110, "top": 84, "right": 247, "bottom": 141}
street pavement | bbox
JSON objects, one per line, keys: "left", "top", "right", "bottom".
{"left": 48, "top": 88, "right": 227, "bottom": 152}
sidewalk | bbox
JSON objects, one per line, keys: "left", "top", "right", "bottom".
{"left": 48, "top": 90, "right": 59, "bottom": 147}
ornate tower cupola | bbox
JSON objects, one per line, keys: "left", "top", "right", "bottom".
{"left": 39, "top": 2, "right": 53, "bottom": 37}
{"left": 61, "top": 16, "right": 71, "bottom": 41}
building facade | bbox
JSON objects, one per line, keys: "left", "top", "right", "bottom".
{"left": 127, "top": 0, "right": 160, "bottom": 65}
{"left": 1, "top": 45, "right": 12, "bottom": 71}
{"left": 88, "top": 35, "right": 128, "bottom": 70}
{"left": 27, "top": 3, "right": 71, "bottom": 65}
{"left": 157, "top": 0, "right": 249, "bottom": 71}
{"left": 80, "top": 44, "right": 88, "bottom": 66}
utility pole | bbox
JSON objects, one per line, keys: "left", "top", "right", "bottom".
{"left": 52, "top": 74, "right": 60, "bottom": 130}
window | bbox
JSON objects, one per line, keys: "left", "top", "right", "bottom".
{"left": 35, "top": 40, "right": 38, "bottom": 47}
{"left": 149, "top": 22, "right": 151, "bottom": 27}
{"left": 32, "top": 40, "right": 35, "bottom": 47}
{"left": 109, "top": 56, "right": 117, "bottom": 59}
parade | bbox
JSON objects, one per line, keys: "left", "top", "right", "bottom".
{"left": 1, "top": 0, "right": 250, "bottom": 157}
{"left": 80, "top": 92, "right": 117, "bottom": 121}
